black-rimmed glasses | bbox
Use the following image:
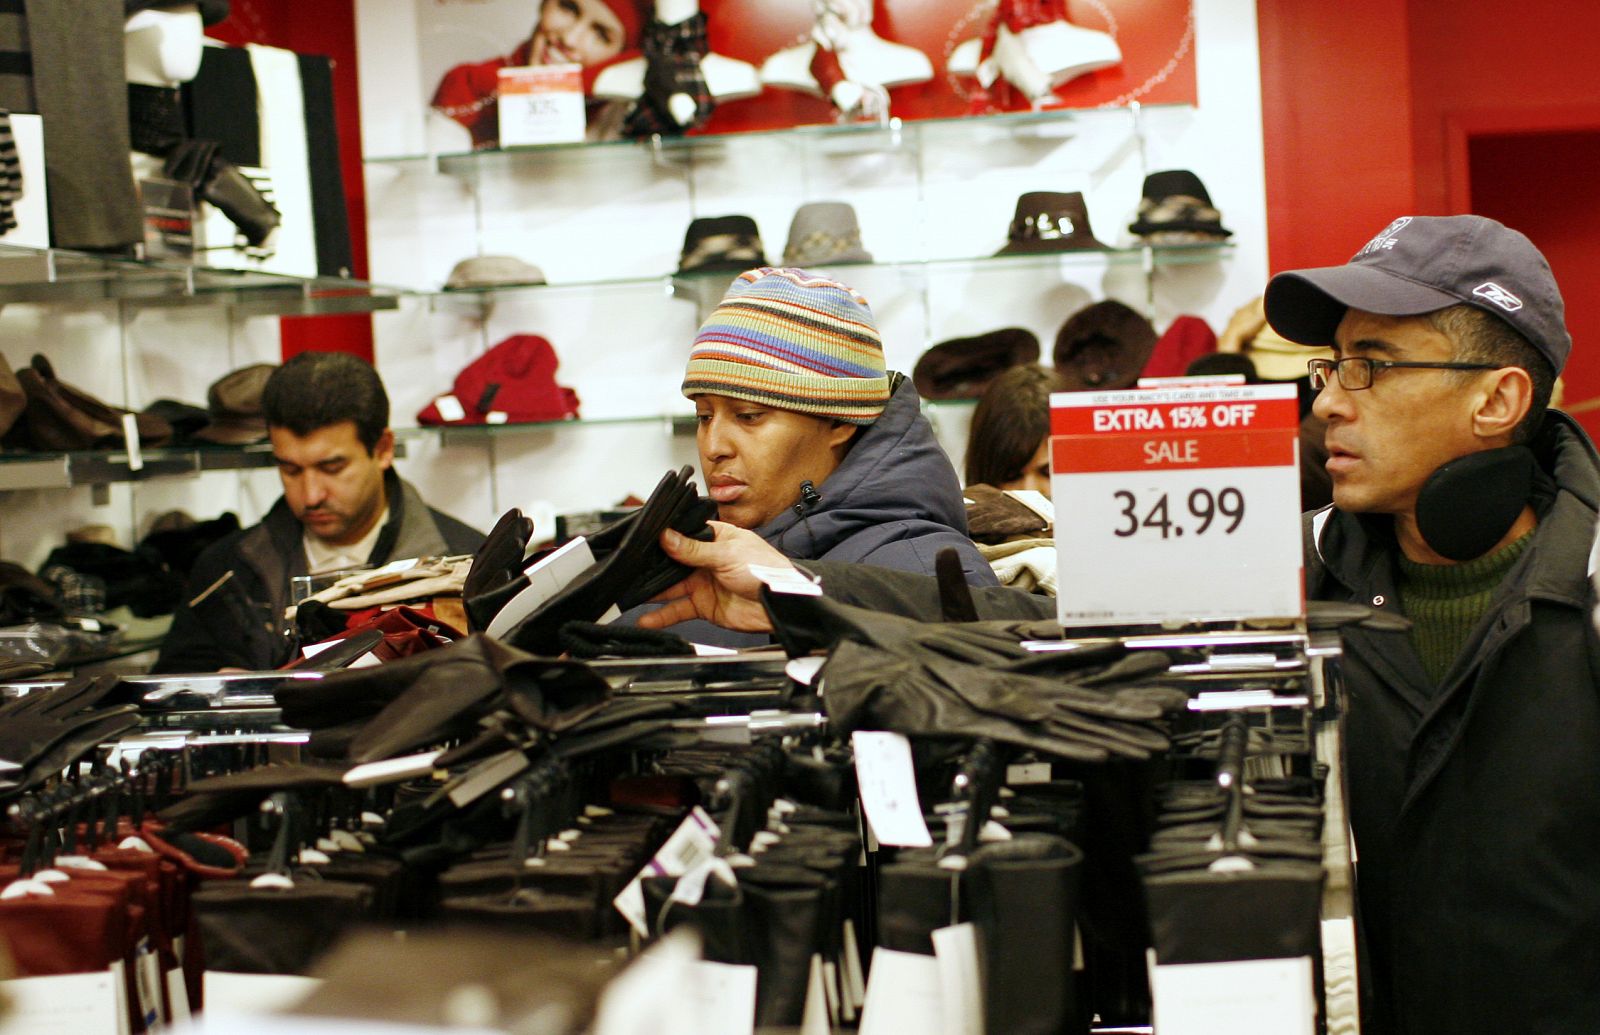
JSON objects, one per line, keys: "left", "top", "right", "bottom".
{"left": 1306, "top": 356, "right": 1499, "bottom": 391}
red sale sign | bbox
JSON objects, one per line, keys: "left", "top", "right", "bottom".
{"left": 1050, "top": 383, "right": 1304, "bottom": 627}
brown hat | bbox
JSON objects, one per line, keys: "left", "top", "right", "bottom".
{"left": 1053, "top": 300, "right": 1157, "bottom": 391}
{"left": 0, "top": 352, "right": 22, "bottom": 439}
{"left": 912, "top": 328, "right": 1041, "bottom": 400}
{"left": 194, "top": 363, "right": 275, "bottom": 445}
{"left": 7, "top": 354, "right": 172, "bottom": 451}
{"left": 997, "top": 191, "right": 1109, "bottom": 255}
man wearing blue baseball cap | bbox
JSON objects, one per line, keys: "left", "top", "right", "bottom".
{"left": 1264, "top": 214, "right": 1600, "bottom": 1035}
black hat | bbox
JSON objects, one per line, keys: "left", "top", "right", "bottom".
{"left": 1129, "top": 170, "right": 1231, "bottom": 240}
{"left": 912, "top": 328, "right": 1041, "bottom": 400}
{"left": 1263, "top": 215, "right": 1571, "bottom": 374}
{"left": 1054, "top": 300, "right": 1157, "bottom": 391}
{"left": 678, "top": 215, "right": 766, "bottom": 274}
{"left": 997, "top": 192, "right": 1108, "bottom": 255}
{"left": 125, "top": 0, "right": 231, "bottom": 26}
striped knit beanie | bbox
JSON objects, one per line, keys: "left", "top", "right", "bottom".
{"left": 682, "top": 267, "right": 890, "bottom": 425}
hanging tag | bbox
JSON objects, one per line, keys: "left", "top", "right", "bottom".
{"left": 434, "top": 394, "right": 467, "bottom": 423}
{"left": 670, "top": 856, "right": 738, "bottom": 908}
{"left": 133, "top": 938, "right": 162, "bottom": 1029}
{"left": 841, "top": 920, "right": 866, "bottom": 1011}
{"left": 121, "top": 413, "right": 143, "bottom": 472}
{"left": 0, "top": 970, "right": 123, "bottom": 1034}
{"left": 858, "top": 948, "right": 942, "bottom": 1035}
{"left": 801, "top": 954, "right": 832, "bottom": 1035}
{"left": 165, "top": 967, "right": 191, "bottom": 1025}
{"left": 687, "top": 960, "right": 758, "bottom": 1035}
{"left": 750, "top": 563, "right": 822, "bottom": 597}
{"left": 932, "top": 924, "right": 984, "bottom": 1035}
{"left": 1149, "top": 954, "right": 1315, "bottom": 1035}
{"left": 614, "top": 806, "right": 721, "bottom": 938}
{"left": 444, "top": 749, "right": 530, "bottom": 808}
{"left": 852, "top": 731, "right": 932, "bottom": 848}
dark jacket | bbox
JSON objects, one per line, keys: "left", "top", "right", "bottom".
{"left": 627, "top": 377, "right": 996, "bottom": 647}
{"left": 754, "top": 378, "right": 996, "bottom": 583}
{"left": 153, "top": 471, "right": 483, "bottom": 672}
{"left": 1306, "top": 411, "right": 1600, "bottom": 1035}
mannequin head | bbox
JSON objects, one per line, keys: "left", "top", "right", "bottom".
{"left": 125, "top": 5, "right": 205, "bottom": 87}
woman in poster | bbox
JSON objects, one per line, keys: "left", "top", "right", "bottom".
{"left": 431, "top": 0, "right": 644, "bottom": 147}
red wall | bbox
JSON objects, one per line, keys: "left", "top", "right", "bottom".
{"left": 1256, "top": 0, "right": 1415, "bottom": 275}
{"left": 1257, "top": 0, "right": 1600, "bottom": 431}
{"left": 208, "top": 0, "right": 374, "bottom": 363}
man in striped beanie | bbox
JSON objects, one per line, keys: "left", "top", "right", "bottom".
{"left": 680, "top": 266, "right": 994, "bottom": 594}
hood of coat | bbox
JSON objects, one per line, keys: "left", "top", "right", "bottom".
{"left": 753, "top": 377, "right": 970, "bottom": 560}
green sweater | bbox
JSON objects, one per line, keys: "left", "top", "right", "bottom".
{"left": 1398, "top": 532, "right": 1533, "bottom": 686}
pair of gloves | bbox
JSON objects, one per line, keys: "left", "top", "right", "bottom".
{"left": 464, "top": 466, "right": 716, "bottom": 655}
{"left": 164, "top": 139, "right": 281, "bottom": 249}
{"left": 0, "top": 675, "right": 140, "bottom": 797}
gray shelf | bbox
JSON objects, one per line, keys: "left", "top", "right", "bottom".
{"left": 0, "top": 441, "right": 408, "bottom": 491}
{"left": 0, "top": 244, "right": 404, "bottom": 316}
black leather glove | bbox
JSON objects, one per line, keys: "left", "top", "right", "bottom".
{"left": 0, "top": 675, "right": 139, "bottom": 795}
{"left": 503, "top": 466, "right": 713, "bottom": 656}
{"left": 464, "top": 508, "right": 535, "bottom": 631}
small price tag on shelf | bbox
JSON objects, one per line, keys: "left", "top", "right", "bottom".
{"left": 1050, "top": 384, "right": 1303, "bottom": 627}
{"left": 497, "top": 63, "right": 585, "bottom": 146}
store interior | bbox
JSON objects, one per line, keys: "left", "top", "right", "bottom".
{"left": 0, "top": 0, "right": 1593, "bottom": 1031}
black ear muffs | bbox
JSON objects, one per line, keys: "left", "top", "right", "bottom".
{"left": 1414, "top": 446, "right": 1536, "bottom": 561}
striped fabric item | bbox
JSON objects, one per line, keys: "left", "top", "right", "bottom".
{"left": 682, "top": 266, "right": 890, "bottom": 424}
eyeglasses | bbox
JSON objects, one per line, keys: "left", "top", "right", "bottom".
{"left": 1306, "top": 356, "right": 1500, "bottom": 391}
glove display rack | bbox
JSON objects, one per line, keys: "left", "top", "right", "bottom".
{"left": 0, "top": 618, "right": 1355, "bottom": 1034}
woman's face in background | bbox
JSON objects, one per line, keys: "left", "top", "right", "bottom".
{"left": 530, "top": 0, "right": 624, "bottom": 67}
{"left": 999, "top": 437, "right": 1053, "bottom": 497}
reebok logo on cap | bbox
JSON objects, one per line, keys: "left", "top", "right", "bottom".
{"left": 1472, "top": 281, "right": 1523, "bottom": 313}
{"left": 1358, "top": 216, "right": 1412, "bottom": 256}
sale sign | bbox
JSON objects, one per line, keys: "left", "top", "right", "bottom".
{"left": 1050, "top": 384, "right": 1303, "bottom": 627}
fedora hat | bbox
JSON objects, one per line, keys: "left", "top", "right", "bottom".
{"left": 444, "top": 255, "right": 546, "bottom": 291}
{"left": 194, "top": 363, "right": 275, "bottom": 445}
{"left": 678, "top": 215, "right": 766, "bottom": 274}
{"left": 912, "top": 327, "right": 1040, "bottom": 400}
{"left": 782, "top": 201, "right": 873, "bottom": 267}
{"left": 1129, "top": 170, "right": 1232, "bottom": 242}
{"left": 1053, "top": 300, "right": 1157, "bottom": 391}
{"left": 997, "top": 191, "right": 1108, "bottom": 255}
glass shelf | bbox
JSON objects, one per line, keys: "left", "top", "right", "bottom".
{"left": 367, "top": 103, "right": 1188, "bottom": 174}
{"left": 0, "top": 441, "right": 409, "bottom": 491}
{"left": 426, "top": 242, "right": 1233, "bottom": 313}
{"left": 0, "top": 244, "right": 406, "bottom": 316}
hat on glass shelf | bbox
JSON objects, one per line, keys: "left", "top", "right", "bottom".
{"left": 1053, "top": 300, "right": 1157, "bottom": 391}
{"left": 417, "top": 335, "right": 580, "bottom": 426}
{"left": 912, "top": 328, "right": 1041, "bottom": 400}
{"left": 783, "top": 202, "right": 873, "bottom": 267}
{"left": 678, "top": 215, "right": 767, "bottom": 274}
{"left": 1128, "top": 170, "right": 1232, "bottom": 243}
{"left": 997, "top": 191, "right": 1109, "bottom": 255}
{"left": 124, "top": 0, "right": 231, "bottom": 26}
{"left": 194, "top": 363, "right": 275, "bottom": 445}
{"left": 444, "top": 256, "right": 547, "bottom": 291}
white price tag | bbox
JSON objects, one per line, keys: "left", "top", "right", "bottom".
{"left": 434, "top": 394, "right": 467, "bottom": 423}
{"left": 851, "top": 731, "right": 932, "bottom": 848}
{"left": 1050, "top": 384, "right": 1303, "bottom": 626}
{"left": 497, "top": 63, "right": 586, "bottom": 145}
{"left": 613, "top": 806, "right": 722, "bottom": 938}
{"left": 687, "top": 960, "right": 757, "bottom": 1035}
{"left": 931, "top": 924, "right": 984, "bottom": 1035}
{"left": 1150, "top": 955, "right": 1315, "bottom": 1035}
{"left": 0, "top": 971, "right": 122, "bottom": 1035}
{"left": 858, "top": 948, "right": 943, "bottom": 1035}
